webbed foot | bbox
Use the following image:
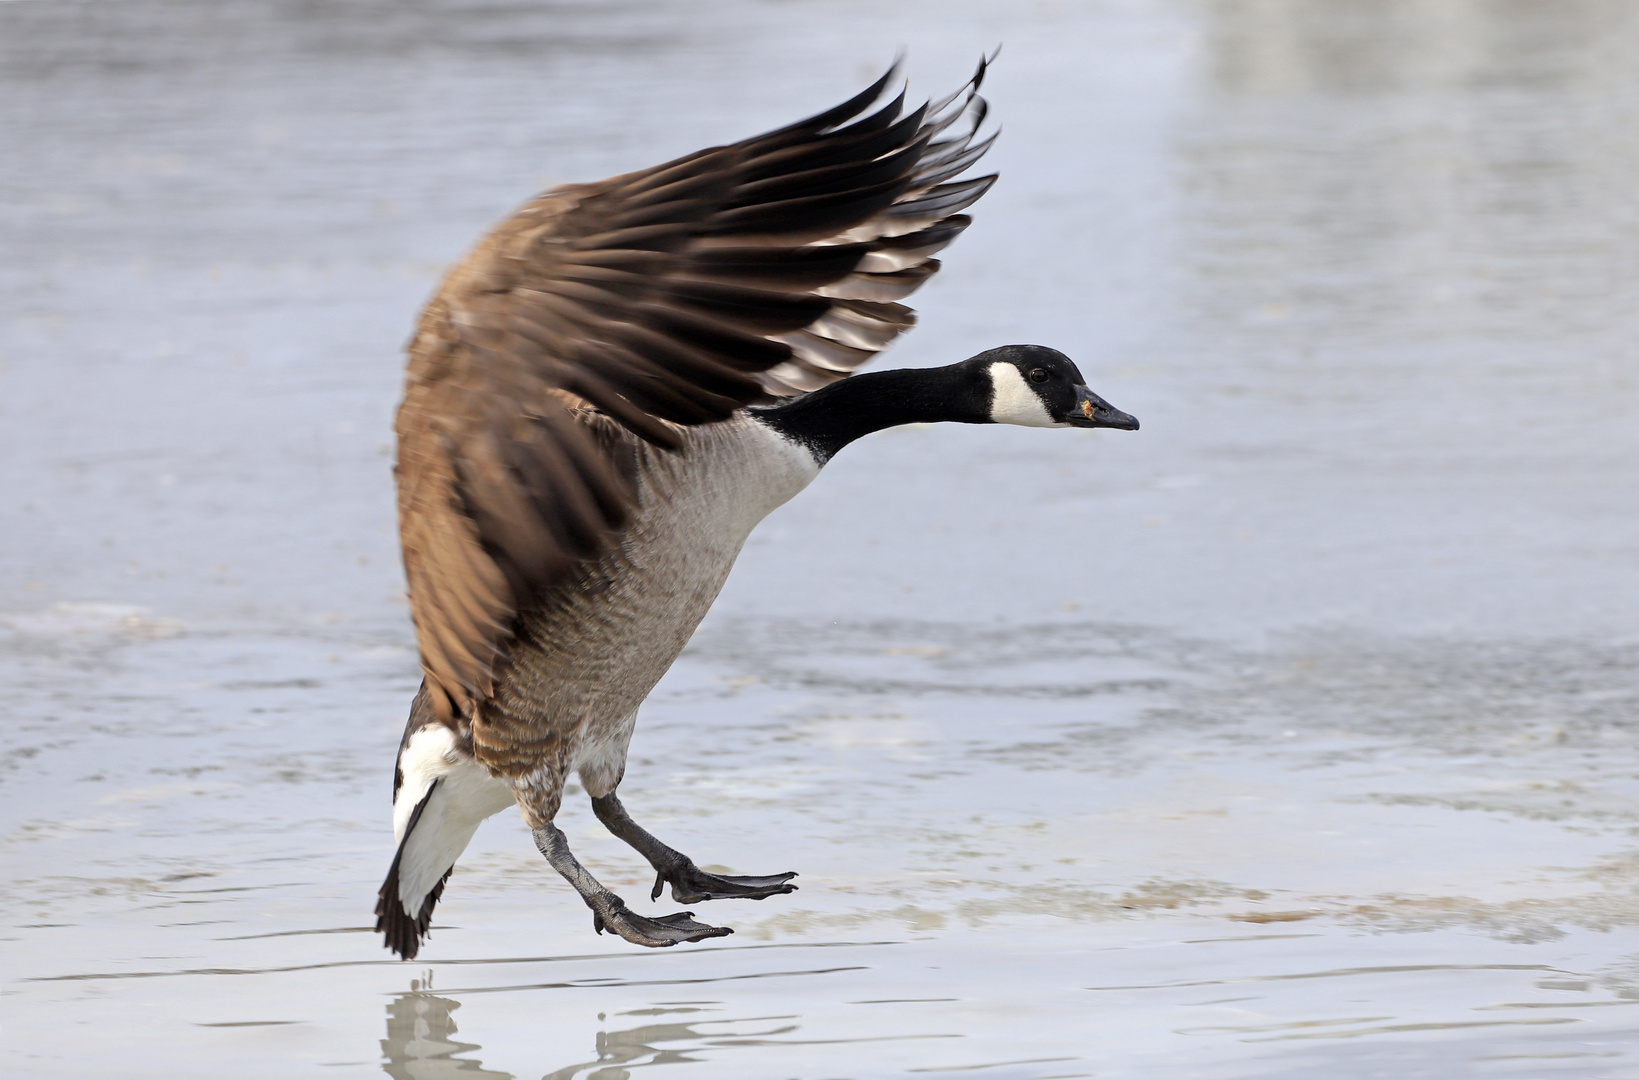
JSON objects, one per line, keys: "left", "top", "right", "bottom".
{"left": 593, "top": 901, "right": 733, "bottom": 947}
{"left": 591, "top": 792, "right": 800, "bottom": 907}
{"left": 651, "top": 863, "right": 798, "bottom": 904}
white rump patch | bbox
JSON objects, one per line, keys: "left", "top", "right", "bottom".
{"left": 987, "top": 362, "right": 1061, "bottom": 428}
{"left": 392, "top": 725, "right": 516, "bottom": 916}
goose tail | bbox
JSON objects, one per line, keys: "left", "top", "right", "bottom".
{"left": 375, "top": 781, "right": 452, "bottom": 960}
{"left": 376, "top": 703, "right": 518, "bottom": 960}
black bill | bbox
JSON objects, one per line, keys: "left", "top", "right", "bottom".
{"left": 1067, "top": 386, "right": 1139, "bottom": 430}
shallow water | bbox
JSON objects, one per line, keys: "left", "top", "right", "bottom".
{"left": 5, "top": 1, "right": 1639, "bottom": 1077}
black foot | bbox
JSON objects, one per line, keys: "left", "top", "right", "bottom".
{"left": 652, "top": 863, "right": 799, "bottom": 904}
{"left": 592, "top": 902, "right": 733, "bottom": 947}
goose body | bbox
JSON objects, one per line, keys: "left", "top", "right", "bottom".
{"left": 375, "top": 62, "right": 1138, "bottom": 959}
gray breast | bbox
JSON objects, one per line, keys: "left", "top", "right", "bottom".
{"left": 469, "top": 415, "right": 820, "bottom": 776}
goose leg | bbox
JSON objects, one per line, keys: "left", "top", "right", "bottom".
{"left": 590, "top": 792, "right": 799, "bottom": 904}
{"left": 531, "top": 824, "right": 731, "bottom": 947}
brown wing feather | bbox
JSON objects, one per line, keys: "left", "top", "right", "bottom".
{"left": 396, "top": 58, "right": 999, "bottom": 723}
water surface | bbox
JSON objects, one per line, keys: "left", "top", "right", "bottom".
{"left": 4, "top": 1, "right": 1639, "bottom": 1076}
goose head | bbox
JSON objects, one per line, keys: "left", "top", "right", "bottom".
{"left": 752, "top": 343, "right": 1138, "bottom": 461}
{"left": 974, "top": 345, "right": 1139, "bottom": 431}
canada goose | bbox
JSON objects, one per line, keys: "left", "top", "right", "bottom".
{"left": 374, "top": 59, "right": 1139, "bottom": 960}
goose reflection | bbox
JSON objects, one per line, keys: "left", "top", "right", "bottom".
{"left": 381, "top": 981, "right": 512, "bottom": 1080}
{"left": 381, "top": 986, "right": 805, "bottom": 1080}
{"left": 541, "top": 1012, "right": 797, "bottom": 1080}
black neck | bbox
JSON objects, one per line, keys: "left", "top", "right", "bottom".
{"left": 751, "top": 363, "right": 991, "bottom": 461}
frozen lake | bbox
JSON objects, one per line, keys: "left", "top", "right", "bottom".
{"left": 5, "top": 1, "right": 1639, "bottom": 1076}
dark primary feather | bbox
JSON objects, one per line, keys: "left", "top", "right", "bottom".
{"left": 396, "top": 58, "right": 1000, "bottom": 724}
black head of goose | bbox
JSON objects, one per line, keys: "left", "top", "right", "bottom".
{"left": 374, "top": 59, "right": 1139, "bottom": 960}
{"left": 755, "top": 343, "right": 1137, "bottom": 461}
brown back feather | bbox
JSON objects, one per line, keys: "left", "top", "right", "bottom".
{"left": 395, "top": 58, "right": 999, "bottom": 723}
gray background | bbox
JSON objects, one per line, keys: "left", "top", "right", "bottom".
{"left": 4, "top": 2, "right": 1639, "bottom": 1077}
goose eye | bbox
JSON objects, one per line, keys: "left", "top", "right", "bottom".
{"left": 1028, "top": 367, "right": 1050, "bottom": 384}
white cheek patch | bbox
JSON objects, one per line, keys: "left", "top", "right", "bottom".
{"left": 988, "top": 362, "right": 1063, "bottom": 428}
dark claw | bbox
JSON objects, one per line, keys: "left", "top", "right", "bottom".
{"left": 657, "top": 864, "right": 799, "bottom": 904}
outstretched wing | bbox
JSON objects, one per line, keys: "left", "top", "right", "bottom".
{"left": 396, "top": 60, "right": 998, "bottom": 723}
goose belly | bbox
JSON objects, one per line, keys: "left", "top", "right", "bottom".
{"left": 473, "top": 416, "right": 819, "bottom": 778}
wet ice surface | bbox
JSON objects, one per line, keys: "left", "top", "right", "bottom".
{"left": 5, "top": 1, "right": 1639, "bottom": 1076}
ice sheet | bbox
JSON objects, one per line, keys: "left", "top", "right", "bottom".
{"left": 4, "top": 2, "right": 1639, "bottom": 1077}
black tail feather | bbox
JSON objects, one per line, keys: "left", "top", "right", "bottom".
{"left": 374, "top": 781, "right": 447, "bottom": 960}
